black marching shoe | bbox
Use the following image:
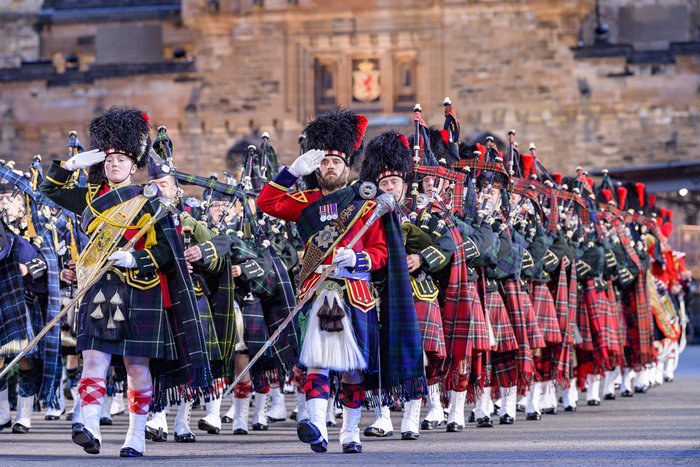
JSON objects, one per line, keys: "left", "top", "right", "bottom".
{"left": 420, "top": 419, "right": 443, "bottom": 430}
{"left": 221, "top": 415, "right": 233, "bottom": 423}
{"left": 587, "top": 400, "right": 601, "bottom": 406}
{"left": 297, "top": 419, "right": 328, "bottom": 453}
{"left": 446, "top": 422, "right": 463, "bottom": 432}
{"left": 564, "top": 406, "right": 576, "bottom": 412}
{"left": 66, "top": 412, "right": 73, "bottom": 422}
{"left": 476, "top": 416, "right": 493, "bottom": 428}
{"left": 144, "top": 426, "right": 167, "bottom": 442}
{"left": 542, "top": 408, "right": 558, "bottom": 415}
{"left": 516, "top": 404, "right": 526, "bottom": 413}
{"left": 363, "top": 426, "right": 392, "bottom": 437}
{"left": 526, "top": 412, "right": 541, "bottom": 421}
{"left": 467, "top": 411, "right": 476, "bottom": 423}
{"left": 174, "top": 431, "right": 197, "bottom": 443}
{"left": 197, "top": 419, "right": 220, "bottom": 434}
{"left": 634, "top": 386, "right": 648, "bottom": 394}
{"left": 0, "top": 419, "right": 12, "bottom": 430}
{"left": 492, "top": 404, "right": 501, "bottom": 416}
{"left": 71, "top": 424, "right": 100, "bottom": 455}
{"left": 289, "top": 410, "right": 297, "bottom": 421}
{"left": 252, "top": 423, "right": 268, "bottom": 431}
{"left": 604, "top": 393, "right": 616, "bottom": 400}
{"left": 499, "top": 415, "right": 514, "bottom": 425}
{"left": 401, "top": 431, "right": 419, "bottom": 440}
{"left": 12, "top": 423, "right": 30, "bottom": 434}
{"left": 664, "top": 376, "right": 674, "bottom": 383}
{"left": 119, "top": 447, "right": 143, "bottom": 458}
{"left": 99, "top": 417, "right": 112, "bottom": 426}
{"left": 45, "top": 413, "right": 64, "bottom": 421}
{"left": 620, "top": 390, "right": 633, "bottom": 397}
{"left": 342, "top": 442, "right": 362, "bottom": 454}
{"left": 233, "top": 427, "right": 248, "bottom": 435}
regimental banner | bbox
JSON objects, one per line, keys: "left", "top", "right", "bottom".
{"left": 352, "top": 59, "right": 381, "bottom": 103}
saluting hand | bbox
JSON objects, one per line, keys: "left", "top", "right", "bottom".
{"left": 288, "top": 149, "right": 325, "bottom": 177}
{"left": 64, "top": 149, "right": 106, "bottom": 171}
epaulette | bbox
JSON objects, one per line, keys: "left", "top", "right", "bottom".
{"left": 289, "top": 189, "right": 317, "bottom": 204}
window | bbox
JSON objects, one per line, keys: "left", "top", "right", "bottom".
{"left": 394, "top": 57, "right": 416, "bottom": 112}
{"left": 314, "top": 59, "right": 337, "bottom": 112}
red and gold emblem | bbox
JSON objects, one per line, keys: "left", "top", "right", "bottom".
{"left": 352, "top": 60, "right": 381, "bottom": 103}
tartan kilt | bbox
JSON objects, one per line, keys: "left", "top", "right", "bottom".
{"left": 414, "top": 298, "right": 447, "bottom": 360}
{"left": 621, "top": 282, "right": 653, "bottom": 369}
{"left": 483, "top": 290, "right": 518, "bottom": 353}
{"left": 239, "top": 300, "right": 269, "bottom": 357}
{"left": 513, "top": 283, "right": 546, "bottom": 350}
{"left": 597, "top": 286, "right": 622, "bottom": 356}
{"left": 533, "top": 347, "right": 554, "bottom": 382}
{"left": 575, "top": 290, "right": 594, "bottom": 351}
{"left": 616, "top": 290, "right": 629, "bottom": 347}
{"left": 77, "top": 283, "right": 177, "bottom": 360}
{"left": 548, "top": 267, "right": 570, "bottom": 336}
{"left": 239, "top": 299, "right": 286, "bottom": 388}
{"left": 499, "top": 279, "right": 535, "bottom": 393}
{"left": 530, "top": 282, "right": 562, "bottom": 344}
{"left": 196, "top": 295, "right": 223, "bottom": 362}
{"left": 0, "top": 248, "right": 33, "bottom": 350}
{"left": 491, "top": 350, "right": 518, "bottom": 391}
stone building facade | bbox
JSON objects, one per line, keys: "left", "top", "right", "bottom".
{"left": 1, "top": 0, "right": 699, "bottom": 184}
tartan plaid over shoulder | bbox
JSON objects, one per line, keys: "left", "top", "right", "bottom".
{"left": 0, "top": 233, "right": 33, "bottom": 349}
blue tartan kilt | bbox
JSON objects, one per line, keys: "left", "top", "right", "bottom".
{"left": 239, "top": 300, "right": 270, "bottom": 357}
{"left": 77, "top": 283, "right": 177, "bottom": 360}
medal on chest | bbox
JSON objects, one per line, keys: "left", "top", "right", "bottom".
{"left": 319, "top": 203, "right": 338, "bottom": 222}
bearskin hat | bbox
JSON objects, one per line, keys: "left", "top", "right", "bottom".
{"left": 301, "top": 107, "right": 367, "bottom": 189}
{"left": 359, "top": 130, "right": 412, "bottom": 183}
{"left": 88, "top": 106, "right": 151, "bottom": 184}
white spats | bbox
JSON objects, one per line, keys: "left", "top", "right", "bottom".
{"left": 339, "top": 406, "right": 362, "bottom": 447}
{"left": 232, "top": 394, "right": 251, "bottom": 434}
{"left": 446, "top": 390, "right": 467, "bottom": 426}
{"left": 121, "top": 412, "right": 148, "bottom": 455}
{"left": 401, "top": 399, "right": 422, "bottom": 434}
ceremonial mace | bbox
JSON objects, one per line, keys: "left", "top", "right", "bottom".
{"left": 220, "top": 193, "right": 397, "bottom": 399}
{"left": 0, "top": 199, "right": 174, "bottom": 380}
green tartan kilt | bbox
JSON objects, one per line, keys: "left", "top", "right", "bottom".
{"left": 77, "top": 282, "right": 177, "bottom": 360}
{"left": 196, "top": 294, "right": 223, "bottom": 362}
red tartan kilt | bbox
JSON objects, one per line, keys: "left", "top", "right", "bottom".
{"left": 597, "top": 287, "right": 622, "bottom": 354}
{"left": 491, "top": 350, "right": 518, "bottom": 389}
{"left": 533, "top": 351, "right": 553, "bottom": 382}
{"left": 501, "top": 279, "right": 546, "bottom": 349}
{"left": 530, "top": 282, "right": 563, "bottom": 345}
{"left": 576, "top": 292, "right": 594, "bottom": 351}
{"left": 465, "top": 280, "right": 491, "bottom": 353}
{"left": 483, "top": 290, "right": 518, "bottom": 353}
{"left": 414, "top": 298, "right": 447, "bottom": 360}
{"left": 617, "top": 295, "right": 629, "bottom": 347}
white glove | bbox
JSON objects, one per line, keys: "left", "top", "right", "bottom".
{"left": 332, "top": 247, "right": 357, "bottom": 269}
{"left": 64, "top": 149, "right": 106, "bottom": 171}
{"left": 108, "top": 251, "right": 136, "bottom": 268}
{"left": 288, "top": 149, "right": 325, "bottom": 177}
